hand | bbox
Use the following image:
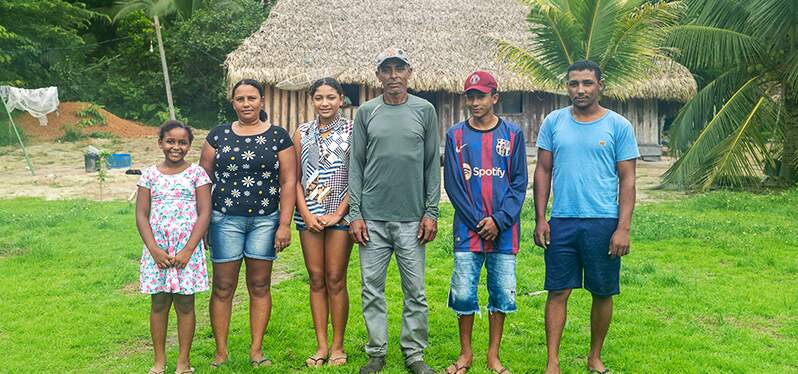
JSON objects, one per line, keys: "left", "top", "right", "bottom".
{"left": 150, "top": 247, "right": 173, "bottom": 269}
{"left": 609, "top": 228, "right": 630, "bottom": 257}
{"left": 318, "top": 214, "right": 342, "bottom": 227}
{"left": 349, "top": 219, "right": 369, "bottom": 245}
{"left": 477, "top": 217, "right": 499, "bottom": 241}
{"left": 417, "top": 217, "right": 438, "bottom": 244}
{"left": 534, "top": 220, "right": 550, "bottom": 249}
{"left": 302, "top": 213, "right": 325, "bottom": 232}
{"left": 274, "top": 224, "right": 291, "bottom": 252}
{"left": 173, "top": 248, "right": 193, "bottom": 269}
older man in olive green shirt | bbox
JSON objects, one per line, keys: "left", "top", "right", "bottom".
{"left": 348, "top": 47, "right": 440, "bottom": 374}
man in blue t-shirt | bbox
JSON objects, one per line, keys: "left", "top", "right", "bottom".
{"left": 534, "top": 60, "right": 640, "bottom": 374}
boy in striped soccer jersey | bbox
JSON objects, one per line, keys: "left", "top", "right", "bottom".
{"left": 443, "top": 71, "right": 528, "bottom": 374}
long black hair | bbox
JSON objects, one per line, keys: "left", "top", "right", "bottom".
{"left": 308, "top": 77, "right": 344, "bottom": 96}
{"left": 159, "top": 120, "right": 194, "bottom": 143}
{"left": 231, "top": 78, "right": 268, "bottom": 121}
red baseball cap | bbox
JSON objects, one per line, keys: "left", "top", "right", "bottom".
{"left": 464, "top": 71, "right": 497, "bottom": 93}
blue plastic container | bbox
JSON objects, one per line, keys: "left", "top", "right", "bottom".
{"left": 107, "top": 153, "right": 132, "bottom": 169}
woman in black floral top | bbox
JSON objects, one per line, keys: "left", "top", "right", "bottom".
{"left": 199, "top": 79, "right": 296, "bottom": 368}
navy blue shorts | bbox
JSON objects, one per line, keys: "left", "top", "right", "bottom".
{"left": 544, "top": 218, "right": 620, "bottom": 296}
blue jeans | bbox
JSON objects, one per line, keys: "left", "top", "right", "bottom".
{"left": 209, "top": 209, "right": 280, "bottom": 263}
{"left": 448, "top": 251, "right": 517, "bottom": 315}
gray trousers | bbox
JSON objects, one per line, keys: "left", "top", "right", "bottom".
{"left": 360, "top": 220, "right": 428, "bottom": 365}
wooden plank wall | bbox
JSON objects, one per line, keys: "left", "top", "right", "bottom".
{"left": 264, "top": 85, "right": 663, "bottom": 153}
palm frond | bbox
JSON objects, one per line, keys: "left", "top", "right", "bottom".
{"left": 668, "top": 67, "right": 752, "bottom": 153}
{"left": 663, "top": 75, "right": 766, "bottom": 188}
{"left": 783, "top": 50, "right": 798, "bottom": 92}
{"left": 683, "top": 0, "right": 750, "bottom": 32}
{"left": 495, "top": 38, "right": 562, "bottom": 90}
{"left": 700, "top": 96, "right": 777, "bottom": 189}
{"left": 747, "top": 0, "right": 798, "bottom": 42}
{"left": 600, "top": 1, "right": 684, "bottom": 92}
{"left": 524, "top": 0, "right": 583, "bottom": 66}
{"left": 667, "top": 24, "right": 764, "bottom": 69}
{"left": 112, "top": 0, "right": 152, "bottom": 22}
{"left": 570, "top": 0, "right": 621, "bottom": 61}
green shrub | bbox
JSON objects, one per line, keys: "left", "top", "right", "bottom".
{"left": 59, "top": 126, "right": 87, "bottom": 142}
{"left": 88, "top": 131, "right": 117, "bottom": 139}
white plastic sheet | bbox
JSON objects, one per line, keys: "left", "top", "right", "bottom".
{"left": 0, "top": 86, "right": 59, "bottom": 126}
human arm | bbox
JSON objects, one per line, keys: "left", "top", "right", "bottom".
{"left": 348, "top": 110, "right": 368, "bottom": 244}
{"left": 491, "top": 130, "right": 528, "bottom": 233}
{"left": 442, "top": 132, "right": 481, "bottom": 231}
{"left": 533, "top": 148, "right": 553, "bottom": 249}
{"left": 276, "top": 146, "right": 297, "bottom": 250}
{"left": 135, "top": 186, "right": 172, "bottom": 268}
{"left": 174, "top": 183, "right": 211, "bottom": 268}
{"left": 610, "top": 159, "right": 636, "bottom": 257}
{"left": 319, "top": 194, "right": 348, "bottom": 227}
{"left": 292, "top": 131, "right": 324, "bottom": 232}
{"left": 418, "top": 105, "right": 441, "bottom": 244}
{"left": 199, "top": 140, "right": 216, "bottom": 184}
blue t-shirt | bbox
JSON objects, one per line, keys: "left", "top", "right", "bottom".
{"left": 536, "top": 107, "right": 640, "bottom": 218}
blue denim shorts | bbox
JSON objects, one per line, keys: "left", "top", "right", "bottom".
{"left": 209, "top": 209, "right": 280, "bottom": 263}
{"left": 448, "top": 251, "right": 517, "bottom": 315}
{"left": 296, "top": 223, "right": 349, "bottom": 231}
{"left": 544, "top": 218, "right": 620, "bottom": 296}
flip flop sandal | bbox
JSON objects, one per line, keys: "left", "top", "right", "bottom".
{"left": 148, "top": 368, "right": 165, "bottom": 374}
{"left": 327, "top": 354, "right": 348, "bottom": 367}
{"left": 589, "top": 369, "right": 611, "bottom": 374}
{"left": 175, "top": 368, "right": 195, "bottom": 374}
{"left": 209, "top": 360, "right": 227, "bottom": 369}
{"left": 306, "top": 355, "right": 327, "bottom": 367}
{"left": 446, "top": 363, "right": 470, "bottom": 373}
{"left": 251, "top": 356, "right": 273, "bottom": 367}
{"left": 490, "top": 368, "right": 509, "bottom": 374}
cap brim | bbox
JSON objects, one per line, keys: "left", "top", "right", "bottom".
{"left": 465, "top": 86, "right": 494, "bottom": 94}
{"left": 376, "top": 57, "right": 409, "bottom": 69}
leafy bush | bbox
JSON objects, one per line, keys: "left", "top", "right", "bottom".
{"left": 59, "top": 126, "right": 87, "bottom": 142}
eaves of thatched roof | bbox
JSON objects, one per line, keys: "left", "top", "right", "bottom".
{"left": 226, "top": 0, "right": 696, "bottom": 102}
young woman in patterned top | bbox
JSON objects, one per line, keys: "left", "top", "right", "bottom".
{"left": 293, "top": 77, "right": 354, "bottom": 367}
{"left": 199, "top": 79, "right": 297, "bottom": 369}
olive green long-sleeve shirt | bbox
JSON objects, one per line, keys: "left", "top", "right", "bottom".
{"left": 347, "top": 94, "right": 440, "bottom": 222}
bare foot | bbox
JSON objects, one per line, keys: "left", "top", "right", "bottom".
{"left": 487, "top": 355, "right": 510, "bottom": 373}
{"left": 587, "top": 356, "right": 608, "bottom": 373}
{"left": 446, "top": 353, "right": 472, "bottom": 374}
{"left": 305, "top": 348, "right": 328, "bottom": 368}
{"left": 544, "top": 362, "right": 561, "bottom": 374}
{"left": 328, "top": 350, "right": 347, "bottom": 367}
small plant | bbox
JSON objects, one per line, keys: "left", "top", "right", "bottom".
{"left": 88, "top": 131, "right": 117, "bottom": 139}
{"left": 59, "top": 126, "right": 87, "bottom": 142}
{"left": 97, "top": 150, "right": 111, "bottom": 200}
{"left": 75, "top": 103, "right": 107, "bottom": 127}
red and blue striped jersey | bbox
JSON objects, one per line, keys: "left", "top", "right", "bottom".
{"left": 443, "top": 119, "right": 528, "bottom": 254}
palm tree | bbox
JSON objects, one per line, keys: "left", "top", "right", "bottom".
{"left": 497, "top": 0, "right": 684, "bottom": 99}
{"left": 113, "top": 0, "right": 242, "bottom": 120}
{"left": 662, "top": 0, "right": 798, "bottom": 190}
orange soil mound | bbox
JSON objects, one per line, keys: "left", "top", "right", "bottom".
{"left": 14, "top": 102, "right": 157, "bottom": 140}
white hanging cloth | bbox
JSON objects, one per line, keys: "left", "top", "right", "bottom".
{"left": 0, "top": 86, "right": 60, "bottom": 126}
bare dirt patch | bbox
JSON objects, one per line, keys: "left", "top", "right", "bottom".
{"left": 15, "top": 102, "right": 156, "bottom": 140}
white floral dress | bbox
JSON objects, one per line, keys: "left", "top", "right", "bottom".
{"left": 137, "top": 164, "right": 211, "bottom": 294}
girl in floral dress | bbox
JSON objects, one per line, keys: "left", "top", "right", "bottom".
{"left": 135, "top": 121, "right": 212, "bottom": 374}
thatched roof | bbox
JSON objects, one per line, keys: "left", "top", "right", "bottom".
{"left": 226, "top": 0, "right": 696, "bottom": 102}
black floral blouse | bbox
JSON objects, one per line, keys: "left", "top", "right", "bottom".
{"left": 207, "top": 123, "right": 293, "bottom": 216}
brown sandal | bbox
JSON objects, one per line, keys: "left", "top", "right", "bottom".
{"left": 328, "top": 353, "right": 348, "bottom": 366}
{"left": 305, "top": 356, "right": 327, "bottom": 367}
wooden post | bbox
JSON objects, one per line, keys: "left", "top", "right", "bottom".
{"left": 289, "top": 91, "right": 298, "bottom": 133}
{"left": 280, "top": 89, "right": 289, "bottom": 127}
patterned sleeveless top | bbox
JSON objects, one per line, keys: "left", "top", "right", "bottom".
{"left": 294, "top": 115, "right": 353, "bottom": 226}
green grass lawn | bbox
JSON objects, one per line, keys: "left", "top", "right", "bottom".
{"left": 1, "top": 191, "right": 797, "bottom": 373}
